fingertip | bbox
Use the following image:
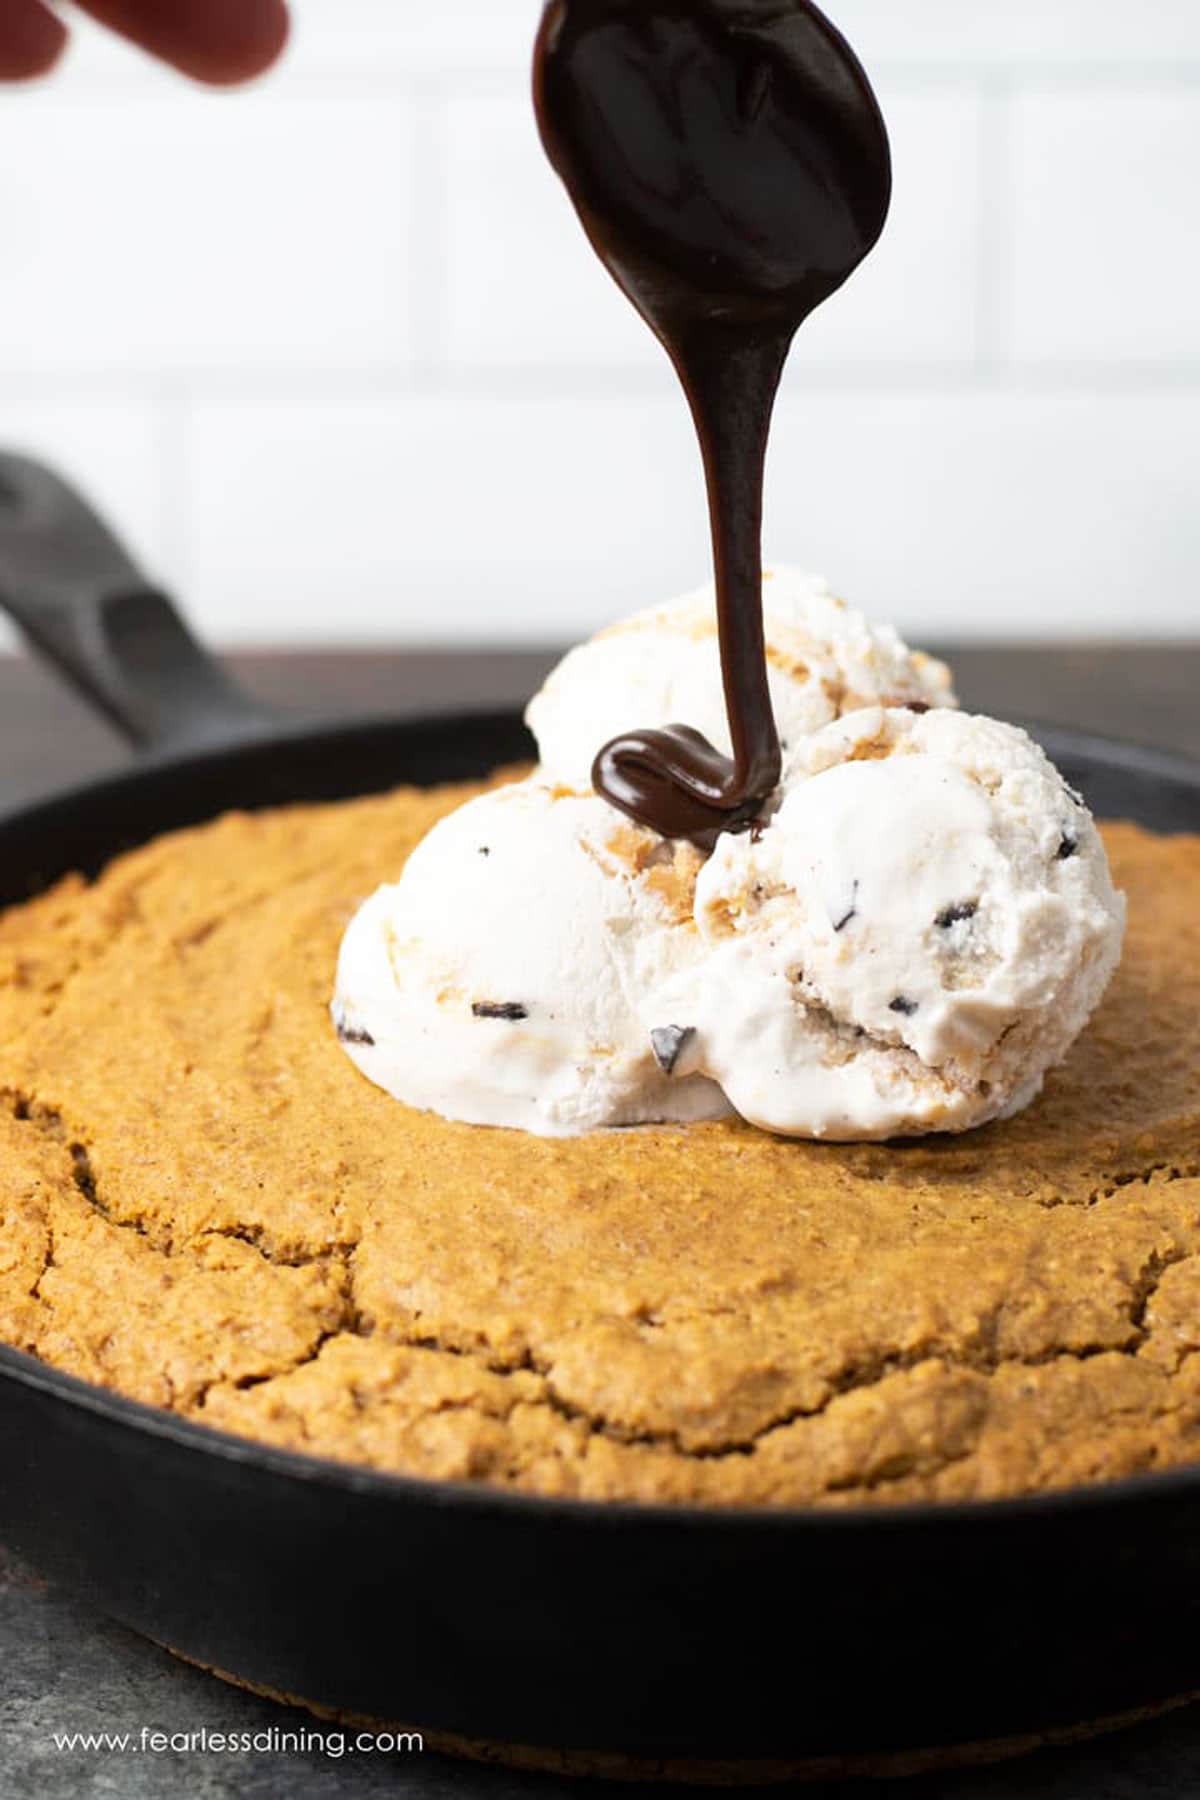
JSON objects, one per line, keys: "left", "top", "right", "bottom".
{"left": 0, "top": 2, "right": 69, "bottom": 81}
{"left": 163, "top": 0, "right": 291, "bottom": 87}
{"left": 71, "top": 0, "right": 290, "bottom": 87}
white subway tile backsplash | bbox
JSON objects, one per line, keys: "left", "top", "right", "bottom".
{"left": 284, "top": 1, "right": 542, "bottom": 78}
{"left": 1011, "top": 90, "right": 1200, "bottom": 364}
{"left": 800, "top": 87, "right": 983, "bottom": 367}
{"left": 766, "top": 386, "right": 1199, "bottom": 637}
{"left": 0, "top": 0, "right": 1195, "bottom": 646}
{"left": 827, "top": 1, "right": 1200, "bottom": 71}
{"left": 442, "top": 95, "right": 664, "bottom": 372}
{"left": 179, "top": 385, "right": 1198, "bottom": 645}
{"left": 183, "top": 392, "right": 709, "bottom": 642}
{"left": 0, "top": 91, "right": 416, "bottom": 374}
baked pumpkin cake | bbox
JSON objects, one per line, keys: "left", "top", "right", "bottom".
{"left": 1, "top": 763, "right": 1198, "bottom": 1510}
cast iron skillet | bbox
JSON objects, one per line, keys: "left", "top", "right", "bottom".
{"left": 1, "top": 454, "right": 1200, "bottom": 1779}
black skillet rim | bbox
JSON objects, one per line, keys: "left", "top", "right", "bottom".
{"left": 2, "top": 708, "right": 1199, "bottom": 1540}
{"left": 4, "top": 706, "right": 1200, "bottom": 835}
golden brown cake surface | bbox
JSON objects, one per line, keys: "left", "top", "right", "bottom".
{"left": 1, "top": 776, "right": 1198, "bottom": 1509}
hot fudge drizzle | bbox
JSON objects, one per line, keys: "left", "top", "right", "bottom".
{"left": 534, "top": 0, "right": 892, "bottom": 846}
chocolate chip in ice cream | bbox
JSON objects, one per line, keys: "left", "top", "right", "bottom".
{"left": 889, "top": 996, "right": 919, "bottom": 1017}
{"left": 334, "top": 1008, "right": 376, "bottom": 1048}
{"left": 650, "top": 1025, "right": 696, "bottom": 1077}
{"left": 472, "top": 1002, "right": 530, "bottom": 1022}
{"left": 936, "top": 900, "right": 978, "bottom": 930}
{"left": 834, "top": 882, "right": 860, "bottom": 933}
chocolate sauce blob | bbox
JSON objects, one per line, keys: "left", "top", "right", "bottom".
{"left": 533, "top": 0, "right": 891, "bottom": 846}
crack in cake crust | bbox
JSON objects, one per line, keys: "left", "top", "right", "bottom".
{"left": 1, "top": 783, "right": 1200, "bottom": 1506}
{"left": 2, "top": 1086, "right": 1200, "bottom": 1495}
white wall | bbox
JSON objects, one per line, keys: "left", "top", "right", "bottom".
{"left": 0, "top": 0, "right": 1197, "bottom": 646}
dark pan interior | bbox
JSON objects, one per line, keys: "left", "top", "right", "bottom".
{"left": 2, "top": 710, "right": 1199, "bottom": 910}
{"left": 0, "top": 711, "right": 534, "bottom": 906}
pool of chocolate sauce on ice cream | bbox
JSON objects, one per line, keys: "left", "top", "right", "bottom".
{"left": 534, "top": 0, "right": 892, "bottom": 845}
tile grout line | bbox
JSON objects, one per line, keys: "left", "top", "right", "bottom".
{"left": 3, "top": 364, "right": 1200, "bottom": 402}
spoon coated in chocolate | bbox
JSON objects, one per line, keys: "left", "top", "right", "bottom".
{"left": 533, "top": 0, "right": 891, "bottom": 846}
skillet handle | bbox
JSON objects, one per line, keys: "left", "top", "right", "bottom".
{"left": 0, "top": 454, "right": 273, "bottom": 754}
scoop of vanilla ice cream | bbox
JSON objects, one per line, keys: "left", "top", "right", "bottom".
{"left": 333, "top": 778, "right": 730, "bottom": 1136}
{"left": 527, "top": 567, "right": 956, "bottom": 787}
{"left": 647, "top": 708, "right": 1126, "bottom": 1140}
